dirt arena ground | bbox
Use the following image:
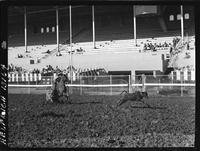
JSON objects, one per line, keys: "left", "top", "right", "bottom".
{"left": 8, "top": 93, "right": 195, "bottom": 147}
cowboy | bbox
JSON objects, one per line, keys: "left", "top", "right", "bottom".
{"left": 49, "top": 73, "right": 70, "bottom": 103}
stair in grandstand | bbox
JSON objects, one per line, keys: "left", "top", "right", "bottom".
{"left": 64, "top": 27, "right": 91, "bottom": 44}
{"left": 38, "top": 28, "right": 91, "bottom": 60}
{"left": 40, "top": 45, "right": 61, "bottom": 60}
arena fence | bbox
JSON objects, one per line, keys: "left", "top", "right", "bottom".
{"left": 8, "top": 74, "right": 195, "bottom": 97}
{"left": 8, "top": 69, "right": 195, "bottom": 84}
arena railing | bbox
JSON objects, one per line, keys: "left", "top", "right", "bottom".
{"left": 8, "top": 75, "right": 195, "bottom": 96}
{"left": 7, "top": 68, "right": 195, "bottom": 84}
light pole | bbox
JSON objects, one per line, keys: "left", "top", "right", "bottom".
{"left": 133, "top": 5, "right": 137, "bottom": 46}
{"left": 92, "top": 5, "right": 96, "bottom": 49}
{"left": 180, "top": 5, "right": 184, "bottom": 44}
{"left": 24, "top": 7, "right": 27, "bottom": 53}
{"left": 69, "top": 5, "right": 72, "bottom": 84}
{"left": 56, "top": 6, "right": 60, "bottom": 54}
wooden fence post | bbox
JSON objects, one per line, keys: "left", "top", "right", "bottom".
{"left": 181, "top": 72, "right": 183, "bottom": 96}
{"left": 110, "top": 75, "right": 112, "bottom": 95}
{"left": 128, "top": 75, "right": 131, "bottom": 93}
{"left": 28, "top": 78, "right": 30, "bottom": 94}
{"left": 80, "top": 75, "right": 82, "bottom": 95}
{"left": 142, "top": 74, "right": 146, "bottom": 92}
{"left": 171, "top": 71, "right": 173, "bottom": 89}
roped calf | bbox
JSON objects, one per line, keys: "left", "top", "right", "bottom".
{"left": 117, "top": 90, "right": 149, "bottom": 107}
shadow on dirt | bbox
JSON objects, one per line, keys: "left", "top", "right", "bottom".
{"left": 130, "top": 105, "right": 167, "bottom": 110}
{"left": 38, "top": 111, "right": 65, "bottom": 118}
{"left": 43, "top": 101, "right": 102, "bottom": 105}
{"left": 69, "top": 101, "right": 103, "bottom": 105}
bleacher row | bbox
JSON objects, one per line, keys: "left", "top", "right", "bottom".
{"left": 8, "top": 36, "right": 177, "bottom": 64}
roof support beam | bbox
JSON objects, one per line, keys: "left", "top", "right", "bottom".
{"left": 24, "top": 7, "right": 27, "bottom": 53}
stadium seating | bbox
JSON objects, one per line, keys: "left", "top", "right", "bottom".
{"left": 8, "top": 44, "right": 57, "bottom": 66}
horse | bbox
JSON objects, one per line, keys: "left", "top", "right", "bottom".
{"left": 46, "top": 74, "right": 70, "bottom": 103}
{"left": 117, "top": 90, "right": 149, "bottom": 107}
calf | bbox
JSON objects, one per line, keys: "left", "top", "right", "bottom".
{"left": 117, "top": 90, "right": 149, "bottom": 107}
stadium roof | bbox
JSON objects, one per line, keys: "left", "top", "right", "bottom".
{"left": 4, "top": 0, "right": 196, "bottom": 2}
{"left": 5, "top": 0, "right": 196, "bottom": 5}
{"left": 7, "top": 0, "right": 196, "bottom": 16}
{"left": 8, "top": 5, "right": 89, "bottom": 16}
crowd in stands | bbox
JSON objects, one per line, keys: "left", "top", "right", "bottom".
{"left": 31, "top": 68, "right": 40, "bottom": 74}
{"left": 169, "top": 37, "right": 192, "bottom": 57}
{"left": 141, "top": 37, "right": 187, "bottom": 55}
{"left": 168, "top": 36, "right": 195, "bottom": 71}
{"left": 141, "top": 36, "right": 188, "bottom": 52}
{"left": 17, "top": 53, "right": 32, "bottom": 58}
{"left": 41, "top": 65, "right": 62, "bottom": 75}
{"left": 8, "top": 64, "right": 26, "bottom": 73}
{"left": 17, "top": 54, "right": 24, "bottom": 58}
{"left": 67, "top": 47, "right": 85, "bottom": 55}
{"left": 8, "top": 64, "right": 66, "bottom": 75}
{"left": 76, "top": 47, "right": 85, "bottom": 53}
{"left": 8, "top": 63, "right": 107, "bottom": 77}
{"left": 143, "top": 42, "right": 171, "bottom": 52}
{"left": 55, "top": 47, "right": 85, "bottom": 56}
{"left": 8, "top": 64, "right": 41, "bottom": 74}
{"left": 40, "top": 65, "right": 107, "bottom": 76}
{"left": 172, "top": 37, "right": 180, "bottom": 48}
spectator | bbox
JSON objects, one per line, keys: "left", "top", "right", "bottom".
{"left": 146, "top": 43, "right": 148, "bottom": 50}
{"left": 152, "top": 45, "right": 156, "bottom": 52}
{"left": 46, "top": 49, "right": 50, "bottom": 54}
{"left": 37, "top": 57, "right": 40, "bottom": 63}
{"left": 149, "top": 43, "right": 154, "bottom": 51}
{"left": 164, "top": 43, "right": 167, "bottom": 47}
{"left": 143, "top": 43, "right": 147, "bottom": 51}
{"left": 56, "top": 52, "right": 62, "bottom": 56}
{"left": 154, "top": 43, "right": 157, "bottom": 48}
{"left": 187, "top": 42, "right": 190, "bottom": 50}
{"left": 173, "top": 37, "right": 179, "bottom": 48}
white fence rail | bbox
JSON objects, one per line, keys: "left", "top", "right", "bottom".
{"left": 8, "top": 83, "right": 195, "bottom": 88}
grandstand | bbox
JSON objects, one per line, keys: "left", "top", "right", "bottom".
{"left": 8, "top": 5, "right": 195, "bottom": 80}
